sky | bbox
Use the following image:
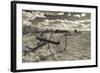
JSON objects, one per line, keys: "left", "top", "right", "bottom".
{"left": 22, "top": 10, "right": 91, "bottom": 31}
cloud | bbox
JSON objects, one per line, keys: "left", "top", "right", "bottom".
{"left": 44, "top": 19, "right": 49, "bottom": 23}
{"left": 23, "top": 11, "right": 32, "bottom": 18}
{"left": 35, "top": 11, "right": 46, "bottom": 18}
{"left": 80, "top": 20, "right": 91, "bottom": 25}
{"left": 81, "top": 13, "right": 86, "bottom": 17}
{"left": 23, "top": 10, "right": 91, "bottom": 22}
{"left": 42, "top": 11, "right": 57, "bottom": 15}
{"left": 30, "top": 11, "right": 46, "bottom": 21}
{"left": 22, "top": 10, "right": 91, "bottom": 31}
{"left": 23, "top": 10, "right": 46, "bottom": 21}
{"left": 23, "top": 10, "right": 47, "bottom": 26}
{"left": 57, "top": 13, "right": 64, "bottom": 15}
{"left": 73, "top": 14, "right": 81, "bottom": 18}
{"left": 22, "top": 11, "right": 32, "bottom": 21}
{"left": 43, "top": 11, "right": 65, "bottom": 16}
{"left": 23, "top": 20, "right": 32, "bottom": 26}
{"left": 56, "top": 19, "right": 65, "bottom": 23}
{"left": 68, "top": 12, "right": 71, "bottom": 16}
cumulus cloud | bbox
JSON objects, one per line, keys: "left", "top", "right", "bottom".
{"left": 73, "top": 14, "right": 81, "bottom": 18}
{"left": 23, "top": 21, "right": 31, "bottom": 26}
{"left": 57, "top": 12, "right": 64, "bottom": 15}
{"left": 23, "top": 11, "right": 32, "bottom": 18}
{"left": 56, "top": 19, "right": 65, "bottom": 23}
{"left": 68, "top": 12, "right": 71, "bottom": 16}
{"left": 22, "top": 10, "right": 91, "bottom": 31}
{"left": 23, "top": 10, "right": 46, "bottom": 21}
{"left": 81, "top": 13, "right": 86, "bottom": 17}
{"left": 44, "top": 19, "right": 50, "bottom": 23}
{"left": 35, "top": 11, "right": 46, "bottom": 18}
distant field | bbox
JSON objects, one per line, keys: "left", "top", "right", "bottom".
{"left": 22, "top": 31, "right": 91, "bottom": 62}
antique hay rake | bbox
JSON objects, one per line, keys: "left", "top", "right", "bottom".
{"left": 25, "top": 30, "right": 72, "bottom": 59}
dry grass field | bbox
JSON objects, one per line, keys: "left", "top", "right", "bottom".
{"left": 22, "top": 31, "right": 91, "bottom": 63}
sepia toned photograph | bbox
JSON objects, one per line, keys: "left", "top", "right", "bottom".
{"left": 11, "top": 1, "right": 97, "bottom": 72}
{"left": 22, "top": 10, "right": 91, "bottom": 63}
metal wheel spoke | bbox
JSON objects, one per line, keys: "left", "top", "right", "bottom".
{"left": 48, "top": 32, "right": 67, "bottom": 53}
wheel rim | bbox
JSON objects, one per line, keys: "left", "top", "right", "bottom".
{"left": 48, "top": 32, "right": 67, "bottom": 53}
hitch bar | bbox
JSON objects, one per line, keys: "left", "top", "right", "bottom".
{"left": 36, "top": 36, "right": 60, "bottom": 45}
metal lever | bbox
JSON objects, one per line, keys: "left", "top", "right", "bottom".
{"left": 36, "top": 36, "right": 60, "bottom": 45}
